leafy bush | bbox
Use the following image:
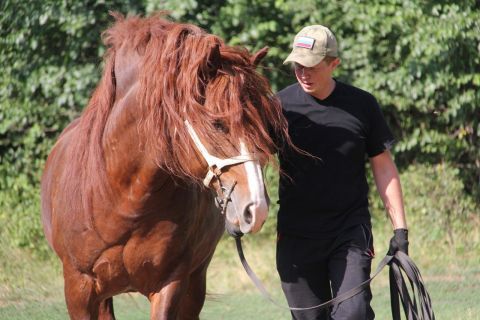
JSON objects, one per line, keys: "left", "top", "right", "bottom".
{"left": 0, "top": 1, "right": 147, "bottom": 255}
{"left": 370, "top": 162, "right": 479, "bottom": 255}
{"left": 1, "top": 1, "right": 478, "bottom": 255}
{"left": 160, "top": 0, "right": 480, "bottom": 194}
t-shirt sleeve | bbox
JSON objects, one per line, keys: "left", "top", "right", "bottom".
{"left": 365, "top": 95, "right": 396, "bottom": 157}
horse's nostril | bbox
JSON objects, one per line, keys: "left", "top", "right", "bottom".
{"left": 243, "top": 203, "right": 253, "bottom": 224}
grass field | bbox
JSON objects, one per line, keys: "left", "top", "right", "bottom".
{"left": 1, "top": 232, "right": 480, "bottom": 320}
{"left": 2, "top": 268, "right": 480, "bottom": 319}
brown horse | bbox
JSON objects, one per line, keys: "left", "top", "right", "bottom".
{"left": 41, "top": 12, "right": 289, "bottom": 320}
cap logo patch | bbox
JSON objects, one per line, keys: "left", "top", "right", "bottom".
{"left": 295, "top": 36, "right": 315, "bottom": 49}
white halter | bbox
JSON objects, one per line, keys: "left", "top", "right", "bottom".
{"left": 184, "top": 120, "right": 256, "bottom": 187}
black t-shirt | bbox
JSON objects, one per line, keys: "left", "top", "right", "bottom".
{"left": 276, "top": 80, "right": 395, "bottom": 239}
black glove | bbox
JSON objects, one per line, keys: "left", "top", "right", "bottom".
{"left": 388, "top": 228, "right": 409, "bottom": 255}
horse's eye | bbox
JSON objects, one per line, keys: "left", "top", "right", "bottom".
{"left": 213, "top": 120, "right": 228, "bottom": 133}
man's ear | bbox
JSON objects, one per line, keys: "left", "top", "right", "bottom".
{"left": 250, "top": 46, "right": 269, "bottom": 67}
{"left": 332, "top": 57, "right": 341, "bottom": 69}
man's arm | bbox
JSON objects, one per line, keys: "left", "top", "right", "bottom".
{"left": 370, "top": 150, "right": 407, "bottom": 230}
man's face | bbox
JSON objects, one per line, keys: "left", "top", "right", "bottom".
{"left": 294, "top": 58, "right": 340, "bottom": 97}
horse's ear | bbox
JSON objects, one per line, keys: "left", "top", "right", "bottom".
{"left": 251, "top": 46, "right": 269, "bottom": 67}
{"left": 206, "top": 43, "right": 221, "bottom": 77}
{"left": 109, "top": 10, "right": 125, "bottom": 22}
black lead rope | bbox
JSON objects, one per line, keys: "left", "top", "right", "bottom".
{"left": 235, "top": 237, "right": 435, "bottom": 319}
{"left": 388, "top": 251, "right": 436, "bottom": 320}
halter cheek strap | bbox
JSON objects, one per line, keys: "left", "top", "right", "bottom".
{"left": 184, "top": 120, "right": 255, "bottom": 187}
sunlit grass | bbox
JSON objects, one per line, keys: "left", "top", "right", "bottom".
{"left": 1, "top": 215, "right": 479, "bottom": 319}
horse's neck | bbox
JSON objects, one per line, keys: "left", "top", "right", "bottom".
{"left": 103, "top": 46, "right": 158, "bottom": 182}
{"left": 102, "top": 82, "right": 166, "bottom": 200}
{"left": 114, "top": 45, "right": 142, "bottom": 102}
{"left": 101, "top": 46, "right": 207, "bottom": 210}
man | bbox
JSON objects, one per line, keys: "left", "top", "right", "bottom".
{"left": 275, "top": 25, "right": 409, "bottom": 319}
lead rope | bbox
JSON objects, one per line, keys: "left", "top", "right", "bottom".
{"left": 235, "top": 238, "right": 435, "bottom": 318}
{"left": 389, "top": 251, "right": 436, "bottom": 320}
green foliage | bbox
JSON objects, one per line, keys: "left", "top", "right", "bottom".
{"left": 370, "top": 162, "right": 479, "bottom": 254}
{"left": 149, "top": 0, "right": 299, "bottom": 92}
{"left": 0, "top": 0, "right": 479, "bottom": 254}
{"left": 0, "top": 0, "right": 147, "bottom": 253}
{"left": 402, "top": 163, "right": 478, "bottom": 251}
{"left": 333, "top": 1, "right": 480, "bottom": 195}
{"left": 155, "top": 0, "right": 480, "bottom": 192}
{"left": 261, "top": 164, "right": 280, "bottom": 239}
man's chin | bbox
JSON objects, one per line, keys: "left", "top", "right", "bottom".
{"left": 301, "top": 85, "right": 315, "bottom": 93}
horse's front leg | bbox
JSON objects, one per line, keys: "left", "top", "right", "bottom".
{"left": 63, "top": 262, "right": 100, "bottom": 320}
{"left": 98, "top": 297, "right": 115, "bottom": 320}
{"left": 177, "top": 260, "right": 210, "bottom": 320}
{"left": 149, "top": 279, "right": 189, "bottom": 320}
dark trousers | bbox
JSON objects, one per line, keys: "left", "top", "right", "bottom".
{"left": 276, "top": 224, "right": 375, "bottom": 320}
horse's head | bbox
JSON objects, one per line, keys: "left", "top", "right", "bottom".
{"left": 184, "top": 119, "right": 269, "bottom": 236}
{"left": 176, "top": 43, "right": 288, "bottom": 237}
{"left": 104, "top": 14, "right": 291, "bottom": 236}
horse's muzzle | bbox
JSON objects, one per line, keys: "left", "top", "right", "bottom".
{"left": 225, "top": 220, "right": 244, "bottom": 238}
{"left": 225, "top": 200, "right": 268, "bottom": 238}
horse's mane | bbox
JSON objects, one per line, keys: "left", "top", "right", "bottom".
{"left": 62, "top": 12, "right": 290, "bottom": 212}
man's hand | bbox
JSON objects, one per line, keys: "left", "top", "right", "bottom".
{"left": 388, "top": 228, "right": 409, "bottom": 255}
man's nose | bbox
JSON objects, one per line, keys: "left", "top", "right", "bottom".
{"left": 300, "top": 68, "right": 309, "bottom": 78}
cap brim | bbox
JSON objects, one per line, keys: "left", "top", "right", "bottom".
{"left": 283, "top": 50, "right": 325, "bottom": 67}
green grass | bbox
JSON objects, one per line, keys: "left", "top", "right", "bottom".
{"left": 2, "top": 213, "right": 480, "bottom": 320}
{"left": 2, "top": 162, "right": 479, "bottom": 318}
{"left": 2, "top": 277, "right": 480, "bottom": 319}
{"left": 1, "top": 233, "right": 480, "bottom": 320}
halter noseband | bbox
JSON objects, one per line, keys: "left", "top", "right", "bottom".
{"left": 184, "top": 120, "right": 256, "bottom": 213}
